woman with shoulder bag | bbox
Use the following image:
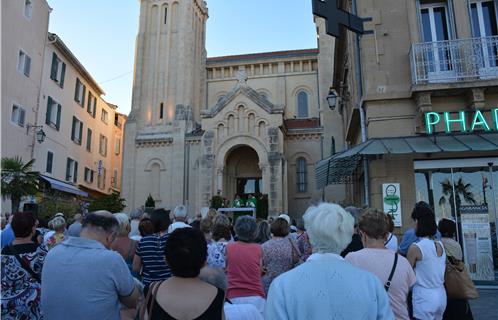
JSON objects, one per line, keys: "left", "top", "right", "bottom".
{"left": 438, "top": 218, "right": 475, "bottom": 320}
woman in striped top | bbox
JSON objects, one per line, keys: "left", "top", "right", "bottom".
{"left": 133, "top": 208, "right": 171, "bottom": 294}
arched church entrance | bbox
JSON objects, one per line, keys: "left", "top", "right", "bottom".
{"left": 223, "top": 145, "right": 267, "bottom": 217}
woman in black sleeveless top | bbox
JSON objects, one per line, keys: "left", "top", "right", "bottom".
{"left": 145, "top": 228, "right": 224, "bottom": 320}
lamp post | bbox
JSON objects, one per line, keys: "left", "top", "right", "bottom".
{"left": 326, "top": 88, "right": 339, "bottom": 110}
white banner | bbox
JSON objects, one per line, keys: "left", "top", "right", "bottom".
{"left": 382, "top": 183, "right": 402, "bottom": 227}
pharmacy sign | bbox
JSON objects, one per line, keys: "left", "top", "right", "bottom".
{"left": 425, "top": 108, "right": 498, "bottom": 134}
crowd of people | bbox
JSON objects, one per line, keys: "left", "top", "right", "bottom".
{"left": 0, "top": 200, "right": 474, "bottom": 320}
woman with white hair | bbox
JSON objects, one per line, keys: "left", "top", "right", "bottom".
{"left": 128, "top": 208, "right": 144, "bottom": 240}
{"left": 44, "top": 216, "right": 66, "bottom": 250}
{"left": 265, "top": 203, "right": 394, "bottom": 320}
{"left": 111, "top": 213, "right": 138, "bottom": 275}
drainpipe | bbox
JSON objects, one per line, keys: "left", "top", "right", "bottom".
{"left": 352, "top": 0, "right": 370, "bottom": 207}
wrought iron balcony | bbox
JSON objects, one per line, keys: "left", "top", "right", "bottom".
{"left": 410, "top": 36, "right": 498, "bottom": 85}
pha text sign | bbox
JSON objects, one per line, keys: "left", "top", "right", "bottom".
{"left": 425, "top": 109, "right": 498, "bottom": 134}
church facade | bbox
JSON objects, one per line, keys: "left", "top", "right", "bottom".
{"left": 122, "top": 0, "right": 344, "bottom": 218}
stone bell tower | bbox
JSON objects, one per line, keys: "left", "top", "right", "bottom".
{"left": 122, "top": 0, "right": 208, "bottom": 210}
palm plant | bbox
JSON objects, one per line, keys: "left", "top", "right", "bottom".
{"left": 1, "top": 157, "right": 40, "bottom": 212}
{"left": 439, "top": 177, "right": 477, "bottom": 217}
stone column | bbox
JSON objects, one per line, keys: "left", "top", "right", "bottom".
{"left": 415, "top": 92, "right": 432, "bottom": 133}
{"left": 267, "top": 127, "right": 284, "bottom": 216}
{"left": 468, "top": 88, "right": 485, "bottom": 110}
{"left": 200, "top": 131, "right": 215, "bottom": 207}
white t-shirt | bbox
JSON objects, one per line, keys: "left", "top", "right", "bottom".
{"left": 345, "top": 248, "right": 416, "bottom": 320}
{"left": 167, "top": 221, "right": 191, "bottom": 233}
{"left": 384, "top": 233, "right": 398, "bottom": 252}
{"left": 224, "top": 302, "right": 263, "bottom": 320}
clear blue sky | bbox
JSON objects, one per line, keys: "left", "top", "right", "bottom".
{"left": 47, "top": 0, "right": 317, "bottom": 115}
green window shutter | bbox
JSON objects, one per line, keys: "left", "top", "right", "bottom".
{"left": 78, "top": 122, "right": 83, "bottom": 145}
{"left": 50, "top": 53, "right": 57, "bottom": 80}
{"left": 56, "top": 104, "right": 62, "bottom": 130}
{"left": 45, "top": 96, "right": 52, "bottom": 125}
{"left": 60, "top": 63, "right": 66, "bottom": 88}
{"left": 81, "top": 85, "right": 86, "bottom": 108}
{"left": 71, "top": 117, "right": 76, "bottom": 141}
{"left": 93, "top": 100, "right": 97, "bottom": 117}
{"left": 73, "top": 161, "right": 78, "bottom": 183}
{"left": 74, "top": 78, "right": 80, "bottom": 102}
{"left": 87, "top": 93, "right": 92, "bottom": 113}
{"left": 24, "top": 55, "right": 31, "bottom": 77}
{"left": 87, "top": 128, "right": 92, "bottom": 151}
{"left": 66, "top": 159, "right": 71, "bottom": 181}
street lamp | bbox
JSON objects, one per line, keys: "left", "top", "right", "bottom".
{"left": 27, "top": 125, "right": 46, "bottom": 143}
{"left": 327, "top": 88, "right": 339, "bottom": 110}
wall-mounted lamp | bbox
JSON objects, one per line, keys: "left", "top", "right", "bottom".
{"left": 327, "top": 88, "right": 339, "bottom": 110}
{"left": 27, "top": 125, "right": 46, "bottom": 144}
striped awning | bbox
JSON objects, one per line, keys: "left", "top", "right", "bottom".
{"left": 315, "top": 132, "right": 498, "bottom": 188}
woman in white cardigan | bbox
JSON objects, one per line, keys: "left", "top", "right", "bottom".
{"left": 265, "top": 203, "right": 394, "bottom": 320}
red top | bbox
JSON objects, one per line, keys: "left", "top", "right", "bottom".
{"left": 226, "top": 242, "right": 265, "bottom": 299}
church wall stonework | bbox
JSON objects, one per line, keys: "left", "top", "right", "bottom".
{"left": 123, "top": 1, "right": 347, "bottom": 218}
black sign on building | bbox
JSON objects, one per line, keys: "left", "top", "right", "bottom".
{"left": 312, "top": 0, "right": 372, "bottom": 37}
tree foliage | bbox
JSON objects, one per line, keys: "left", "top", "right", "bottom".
{"left": 1, "top": 157, "right": 40, "bottom": 212}
{"left": 88, "top": 191, "right": 126, "bottom": 213}
{"left": 145, "top": 194, "right": 155, "bottom": 208}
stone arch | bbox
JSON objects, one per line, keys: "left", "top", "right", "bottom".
{"left": 257, "top": 120, "right": 267, "bottom": 136}
{"left": 216, "top": 91, "right": 227, "bottom": 104}
{"left": 257, "top": 89, "right": 272, "bottom": 101}
{"left": 171, "top": 1, "right": 179, "bottom": 32}
{"left": 289, "top": 151, "right": 313, "bottom": 164}
{"left": 145, "top": 157, "right": 166, "bottom": 171}
{"left": 216, "top": 135, "right": 268, "bottom": 169}
{"left": 247, "top": 112, "right": 256, "bottom": 134}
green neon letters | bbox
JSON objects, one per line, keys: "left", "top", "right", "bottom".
{"left": 424, "top": 109, "right": 497, "bottom": 134}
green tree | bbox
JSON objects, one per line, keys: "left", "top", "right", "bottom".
{"left": 439, "top": 177, "right": 477, "bottom": 216}
{"left": 1, "top": 157, "right": 40, "bottom": 212}
{"left": 210, "top": 195, "right": 224, "bottom": 210}
{"left": 145, "top": 194, "right": 155, "bottom": 208}
{"left": 88, "top": 191, "right": 126, "bottom": 213}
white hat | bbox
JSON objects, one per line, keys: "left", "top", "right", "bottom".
{"left": 174, "top": 205, "right": 188, "bottom": 218}
{"left": 278, "top": 214, "right": 291, "bottom": 225}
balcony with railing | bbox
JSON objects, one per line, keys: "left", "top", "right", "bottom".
{"left": 410, "top": 36, "right": 498, "bottom": 87}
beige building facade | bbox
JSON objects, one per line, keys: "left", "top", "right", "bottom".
{"left": 123, "top": 0, "right": 345, "bottom": 219}
{"left": 322, "top": 0, "right": 498, "bottom": 284}
{"left": 1, "top": 1, "right": 126, "bottom": 213}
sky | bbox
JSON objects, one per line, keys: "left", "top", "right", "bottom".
{"left": 46, "top": 0, "right": 317, "bottom": 115}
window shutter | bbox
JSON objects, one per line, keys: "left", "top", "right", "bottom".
{"left": 74, "top": 79, "right": 80, "bottom": 102}
{"left": 91, "top": 170, "right": 94, "bottom": 183}
{"left": 71, "top": 117, "right": 76, "bottom": 141}
{"left": 56, "top": 104, "right": 62, "bottom": 130}
{"left": 73, "top": 161, "right": 78, "bottom": 183}
{"left": 66, "top": 159, "right": 71, "bottom": 181}
{"left": 87, "top": 129, "right": 92, "bottom": 151}
{"left": 24, "top": 55, "right": 31, "bottom": 76}
{"left": 78, "top": 122, "right": 83, "bottom": 145}
{"left": 46, "top": 97, "right": 52, "bottom": 125}
{"left": 50, "top": 53, "right": 57, "bottom": 80}
{"left": 93, "top": 97, "right": 97, "bottom": 117}
{"left": 60, "top": 63, "right": 66, "bottom": 88}
{"left": 81, "top": 85, "right": 86, "bottom": 108}
{"left": 19, "top": 109, "right": 26, "bottom": 126}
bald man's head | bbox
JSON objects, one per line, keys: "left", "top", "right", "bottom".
{"left": 82, "top": 212, "right": 118, "bottom": 234}
{"left": 199, "top": 266, "right": 227, "bottom": 292}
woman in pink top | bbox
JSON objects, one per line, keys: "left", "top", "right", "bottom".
{"left": 345, "top": 208, "right": 416, "bottom": 320}
{"left": 226, "top": 215, "right": 265, "bottom": 314}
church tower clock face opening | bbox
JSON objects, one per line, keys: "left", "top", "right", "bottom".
{"left": 122, "top": 0, "right": 344, "bottom": 218}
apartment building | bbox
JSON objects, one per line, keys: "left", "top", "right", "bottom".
{"left": 34, "top": 33, "right": 125, "bottom": 201}
{"left": 318, "top": 0, "right": 498, "bottom": 285}
{"left": 1, "top": 0, "right": 50, "bottom": 161}
{"left": 1, "top": 1, "right": 125, "bottom": 212}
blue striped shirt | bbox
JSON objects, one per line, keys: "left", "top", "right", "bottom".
{"left": 136, "top": 233, "right": 171, "bottom": 286}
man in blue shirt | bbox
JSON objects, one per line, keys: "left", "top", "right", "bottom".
{"left": 42, "top": 211, "right": 138, "bottom": 320}
{"left": 1, "top": 222, "right": 15, "bottom": 249}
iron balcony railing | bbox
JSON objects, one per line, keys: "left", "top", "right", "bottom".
{"left": 410, "top": 35, "right": 498, "bottom": 85}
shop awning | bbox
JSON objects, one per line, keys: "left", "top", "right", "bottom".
{"left": 316, "top": 132, "right": 498, "bottom": 188}
{"left": 40, "top": 176, "right": 88, "bottom": 197}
